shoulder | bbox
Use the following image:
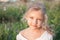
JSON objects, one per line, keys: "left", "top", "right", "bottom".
{"left": 16, "top": 30, "right": 24, "bottom": 40}
{"left": 20, "top": 28, "right": 28, "bottom": 34}
{"left": 16, "top": 28, "right": 27, "bottom": 38}
{"left": 45, "top": 31, "right": 53, "bottom": 40}
{"left": 16, "top": 28, "right": 28, "bottom": 40}
{"left": 16, "top": 33, "right": 21, "bottom": 40}
{"left": 19, "top": 28, "right": 30, "bottom": 35}
{"left": 41, "top": 31, "right": 53, "bottom": 40}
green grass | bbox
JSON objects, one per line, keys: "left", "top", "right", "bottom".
{"left": 0, "top": 22, "right": 27, "bottom": 40}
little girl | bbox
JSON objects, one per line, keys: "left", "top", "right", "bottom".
{"left": 16, "top": 2, "right": 53, "bottom": 40}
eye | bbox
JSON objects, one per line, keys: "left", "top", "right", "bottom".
{"left": 30, "top": 17, "right": 33, "bottom": 19}
{"left": 38, "top": 19, "right": 42, "bottom": 21}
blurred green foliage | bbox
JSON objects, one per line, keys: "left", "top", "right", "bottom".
{"left": 0, "top": 5, "right": 27, "bottom": 40}
{"left": 0, "top": 3, "right": 60, "bottom": 40}
{"left": 0, "top": 5, "right": 26, "bottom": 23}
{"left": 47, "top": 5, "right": 60, "bottom": 40}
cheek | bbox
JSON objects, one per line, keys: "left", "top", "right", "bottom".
{"left": 37, "top": 21, "right": 43, "bottom": 27}
{"left": 27, "top": 19, "right": 32, "bottom": 26}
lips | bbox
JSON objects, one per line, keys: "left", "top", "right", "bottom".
{"left": 32, "top": 25, "right": 37, "bottom": 27}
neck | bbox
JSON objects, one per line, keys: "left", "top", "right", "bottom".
{"left": 28, "top": 27, "right": 43, "bottom": 33}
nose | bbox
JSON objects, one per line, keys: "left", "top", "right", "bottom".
{"left": 33, "top": 19, "right": 37, "bottom": 25}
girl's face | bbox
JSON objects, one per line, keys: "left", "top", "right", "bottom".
{"left": 26, "top": 10, "right": 44, "bottom": 29}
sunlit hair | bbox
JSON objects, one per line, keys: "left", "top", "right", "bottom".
{"left": 21, "top": 2, "right": 54, "bottom": 35}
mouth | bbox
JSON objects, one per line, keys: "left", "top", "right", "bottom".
{"left": 32, "top": 25, "right": 37, "bottom": 27}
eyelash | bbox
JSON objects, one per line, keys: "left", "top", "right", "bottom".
{"left": 37, "top": 19, "right": 42, "bottom": 21}
{"left": 30, "top": 17, "right": 33, "bottom": 19}
{"left": 30, "top": 17, "right": 42, "bottom": 21}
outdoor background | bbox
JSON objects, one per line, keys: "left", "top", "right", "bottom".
{"left": 0, "top": 0, "right": 60, "bottom": 40}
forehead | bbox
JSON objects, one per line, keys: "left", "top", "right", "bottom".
{"left": 27, "top": 10, "right": 44, "bottom": 18}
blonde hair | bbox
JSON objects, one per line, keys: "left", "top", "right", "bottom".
{"left": 21, "top": 2, "right": 54, "bottom": 35}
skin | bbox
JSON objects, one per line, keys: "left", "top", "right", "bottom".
{"left": 26, "top": 10, "right": 44, "bottom": 30}
{"left": 20, "top": 10, "right": 45, "bottom": 40}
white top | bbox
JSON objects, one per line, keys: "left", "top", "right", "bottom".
{"left": 16, "top": 31, "right": 53, "bottom": 40}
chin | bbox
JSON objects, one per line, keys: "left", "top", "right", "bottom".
{"left": 30, "top": 26, "right": 39, "bottom": 29}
